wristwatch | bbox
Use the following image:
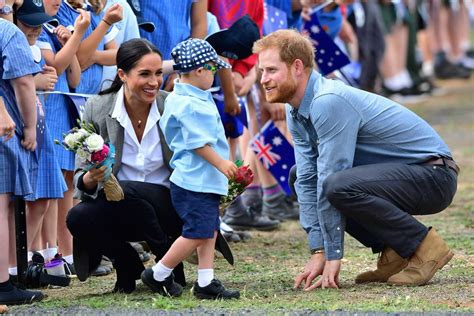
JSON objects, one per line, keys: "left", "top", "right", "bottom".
{"left": 0, "top": 4, "right": 13, "bottom": 15}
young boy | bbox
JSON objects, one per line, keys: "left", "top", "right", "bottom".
{"left": 141, "top": 39, "right": 240, "bottom": 300}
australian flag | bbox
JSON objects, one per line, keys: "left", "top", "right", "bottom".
{"left": 302, "top": 12, "right": 350, "bottom": 75}
{"left": 250, "top": 121, "right": 295, "bottom": 195}
{"left": 66, "top": 94, "right": 88, "bottom": 120}
{"left": 263, "top": 3, "right": 288, "bottom": 35}
{"left": 35, "top": 95, "right": 46, "bottom": 159}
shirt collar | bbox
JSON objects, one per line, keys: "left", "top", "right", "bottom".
{"left": 291, "top": 70, "right": 320, "bottom": 120}
{"left": 173, "top": 80, "right": 213, "bottom": 102}
{"left": 111, "top": 86, "right": 160, "bottom": 125}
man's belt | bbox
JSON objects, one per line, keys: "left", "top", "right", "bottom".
{"left": 424, "top": 157, "right": 460, "bottom": 175}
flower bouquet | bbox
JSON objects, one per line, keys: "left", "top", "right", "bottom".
{"left": 56, "top": 121, "right": 124, "bottom": 201}
{"left": 219, "top": 160, "right": 254, "bottom": 214}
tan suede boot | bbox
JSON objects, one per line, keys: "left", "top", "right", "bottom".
{"left": 355, "top": 247, "right": 408, "bottom": 284}
{"left": 387, "top": 228, "right": 454, "bottom": 286}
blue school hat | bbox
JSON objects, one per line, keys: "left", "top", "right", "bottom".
{"left": 16, "top": 0, "right": 58, "bottom": 27}
{"left": 171, "top": 38, "right": 231, "bottom": 73}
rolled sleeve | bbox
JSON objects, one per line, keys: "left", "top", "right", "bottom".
{"left": 179, "top": 110, "right": 218, "bottom": 150}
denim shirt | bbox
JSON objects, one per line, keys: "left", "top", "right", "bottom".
{"left": 287, "top": 71, "right": 452, "bottom": 260}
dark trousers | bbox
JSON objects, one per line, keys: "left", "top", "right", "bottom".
{"left": 289, "top": 162, "right": 457, "bottom": 258}
{"left": 66, "top": 181, "right": 185, "bottom": 286}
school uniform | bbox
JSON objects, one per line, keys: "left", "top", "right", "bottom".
{"left": 23, "top": 52, "right": 67, "bottom": 201}
{"left": 56, "top": 1, "right": 117, "bottom": 94}
{"left": 0, "top": 20, "right": 40, "bottom": 196}
{"left": 138, "top": 0, "right": 194, "bottom": 59}
{"left": 160, "top": 82, "right": 230, "bottom": 239}
{"left": 37, "top": 26, "right": 76, "bottom": 171}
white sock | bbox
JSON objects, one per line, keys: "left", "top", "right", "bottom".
{"left": 197, "top": 268, "right": 214, "bottom": 287}
{"left": 8, "top": 267, "right": 17, "bottom": 276}
{"left": 45, "top": 247, "right": 58, "bottom": 261}
{"left": 399, "top": 70, "right": 413, "bottom": 88}
{"left": 384, "top": 72, "right": 407, "bottom": 91}
{"left": 63, "top": 254, "right": 74, "bottom": 264}
{"left": 152, "top": 261, "right": 173, "bottom": 281}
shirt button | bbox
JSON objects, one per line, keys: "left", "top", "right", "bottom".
{"left": 336, "top": 249, "right": 340, "bottom": 253}
{"left": 336, "top": 227, "right": 340, "bottom": 231}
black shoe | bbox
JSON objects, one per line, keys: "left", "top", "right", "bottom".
{"left": 193, "top": 279, "right": 240, "bottom": 300}
{"left": 0, "top": 285, "right": 44, "bottom": 305}
{"left": 223, "top": 205, "right": 280, "bottom": 231}
{"left": 140, "top": 268, "right": 182, "bottom": 297}
{"left": 434, "top": 52, "right": 471, "bottom": 79}
{"left": 72, "top": 237, "right": 102, "bottom": 282}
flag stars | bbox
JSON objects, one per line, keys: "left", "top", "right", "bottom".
{"left": 280, "top": 176, "right": 286, "bottom": 182}
{"left": 272, "top": 136, "right": 283, "bottom": 146}
{"left": 311, "top": 26, "right": 320, "bottom": 33}
{"left": 282, "top": 164, "right": 288, "bottom": 170}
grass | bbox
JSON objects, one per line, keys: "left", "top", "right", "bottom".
{"left": 9, "top": 77, "right": 474, "bottom": 314}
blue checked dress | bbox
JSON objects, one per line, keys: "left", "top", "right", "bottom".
{"left": 138, "top": 0, "right": 194, "bottom": 59}
{"left": 56, "top": 1, "right": 111, "bottom": 94}
{"left": 0, "top": 20, "right": 40, "bottom": 196}
{"left": 24, "top": 54, "right": 67, "bottom": 201}
{"left": 37, "top": 28, "right": 76, "bottom": 171}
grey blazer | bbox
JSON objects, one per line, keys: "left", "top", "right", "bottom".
{"left": 73, "top": 90, "right": 173, "bottom": 200}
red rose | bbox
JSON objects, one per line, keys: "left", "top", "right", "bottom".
{"left": 235, "top": 165, "right": 253, "bottom": 187}
{"left": 91, "top": 144, "right": 109, "bottom": 164}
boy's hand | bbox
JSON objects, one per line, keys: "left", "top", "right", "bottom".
{"left": 218, "top": 159, "right": 238, "bottom": 179}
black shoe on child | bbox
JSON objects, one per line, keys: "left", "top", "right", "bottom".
{"left": 140, "top": 268, "right": 182, "bottom": 297}
{"left": 0, "top": 283, "right": 44, "bottom": 305}
{"left": 193, "top": 279, "right": 240, "bottom": 300}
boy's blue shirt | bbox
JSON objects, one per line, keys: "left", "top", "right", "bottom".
{"left": 160, "top": 81, "right": 229, "bottom": 196}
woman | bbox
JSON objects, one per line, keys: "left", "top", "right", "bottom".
{"left": 65, "top": 38, "right": 186, "bottom": 294}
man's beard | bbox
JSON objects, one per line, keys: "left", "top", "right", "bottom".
{"left": 265, "top": 77, "right": 298, "bottom": 104}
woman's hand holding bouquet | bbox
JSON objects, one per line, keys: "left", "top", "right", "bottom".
{"left": 57, "top": 121, "right": 124, "bottom": 201}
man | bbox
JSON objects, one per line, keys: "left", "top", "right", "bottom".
{"left": 253, "top": 29, "right": 458, "bottom": 289}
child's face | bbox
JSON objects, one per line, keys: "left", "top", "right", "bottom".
{"left": 43, "top": 0, "right": 61, "bottom": 16}
{"left": 16, "top": 20, "right": 42, "bottom": 45}
{"left": 196, "top": 61, "right": 217, "bottom": 90}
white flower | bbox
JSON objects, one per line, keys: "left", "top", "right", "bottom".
{"left": 77, "top": 128, "right": 90, "bottom": 137}
{"left": 76, "top": 148, "right": 91, "bottom": 162}
{"left": 85, "top": 134, "right": 104, "bottom": 152}
{"left": 64, "top": 132, "right": 83, "bottom": 149}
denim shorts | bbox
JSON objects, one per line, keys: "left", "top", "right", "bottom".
{"left": 170, "top": 182, "right": 220, "bottom": 239}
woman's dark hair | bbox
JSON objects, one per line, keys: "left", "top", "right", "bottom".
{"left": 99, "top": 38, "right": 163, "bottom": 95}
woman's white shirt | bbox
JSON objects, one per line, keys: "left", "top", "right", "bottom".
{"left": 112, "top": 86, "right": 170, "bottom": 187}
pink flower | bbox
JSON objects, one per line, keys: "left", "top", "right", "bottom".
{"left": 234, "top": 165, "right": 254, "bottom": 187}
{"left": 90, "top": 144, "right": 109, "bottom": 164}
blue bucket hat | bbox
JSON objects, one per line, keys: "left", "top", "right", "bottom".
{"left": 171, "top": 38, "right": 231, "bottom": 73}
